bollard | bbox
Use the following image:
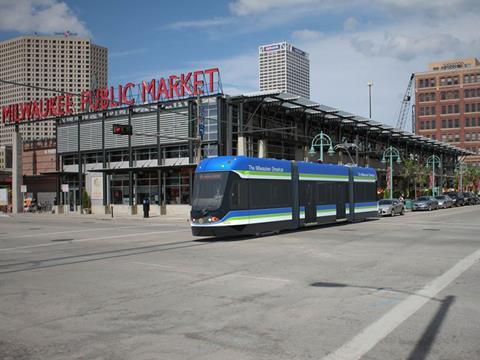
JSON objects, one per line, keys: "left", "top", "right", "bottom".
{"left": 111, "top": 205, "right": 114, "bottom": 218}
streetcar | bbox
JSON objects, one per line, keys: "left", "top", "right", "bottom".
{"left": 190, "top": 156, "right": 377, "bottom": 237}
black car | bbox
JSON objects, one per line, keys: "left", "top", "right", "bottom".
{"left": 473, "top": 194, "right": 480, "bottom": 205}
{"left": 464, "top": 192, "right": 480, "bottom": 205}
{"left": 443, "top": 191, "right": 465, "bottom": 206}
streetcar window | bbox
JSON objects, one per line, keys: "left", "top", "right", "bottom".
{"left": 354, "top": 183, "right": 376, "bottom": 203}
{"left": 192, "top": 172, "right": 229, "bottom": 210}
{"left": 316, "top": 182, "right": 337, "bottom": 204}
{"left": 249, "top": 180, "right": 291, "bottom": 209}
{"left": 230, "top": 180, "right": 248, "bottom": 210}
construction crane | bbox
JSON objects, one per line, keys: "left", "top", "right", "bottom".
{"left": 395, "top": 73, "right": 415, "bottom": 130}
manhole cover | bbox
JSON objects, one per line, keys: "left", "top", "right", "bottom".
{"left": 423, "top": 228, "right": 440, "bottom": 231}
{"left": 28, "top": 228, "right": 41, "bottom": 230}
{"left": 339, "top": 229, "right": 356, "bottom": 232}
{"left": 51, "top": 238, "right": 74, "bottom": 242}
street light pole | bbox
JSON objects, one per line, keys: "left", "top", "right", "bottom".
{"left": 390, "top": 152, "right": 393, "bottom": 199}
{"left": 426, "top": 155, "right": 442, "bottom": 196}
{"left": 333, "top": 143, "right": 358, "bottom": 166}
{"left": 320, "top": 131, "right": 324, "bottom": 162}
{"left": 381, "top": 146, "right": 401, "bottom": 200}
{"left": 308, "top": 131, "right": 335, "bottom": 162}
{"left": 368, "top": 81, "right": 373, "bottom": 119}
{"left": 456, "top": 162, "right": 466, "bottom": 191}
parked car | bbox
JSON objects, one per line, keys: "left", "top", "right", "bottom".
{"left": 434, "top": 195, "right": 453, "bottom": 209}
{"left": 412, "top": 196, "right": 439, "bottom": 211}
{"left": 378, "top": 199, "right": 405, "bottom": 216}
{"left": 443, "top": 191, "right": 465, "bottom": 207}
{"left": 462, "top": 192, "right": 478, "bottom": 205}
{"left": 472, "top": 194, "right": 480, "bottom": 205}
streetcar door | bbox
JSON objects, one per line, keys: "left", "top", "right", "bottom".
{"left": 304, "top": 182, "right": 316, "bottom": 223}
{"left": 336, "top": 183, "right": 346, "bottom": 219}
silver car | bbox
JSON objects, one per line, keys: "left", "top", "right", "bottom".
{"left": 434, "top": 195, "right": 453, "bottom": 209}
{"left": 378, "top": 199, "right": 405, "bottom": 216}
{"left": 412, "top": 196, "right": 439, "bottom": 211}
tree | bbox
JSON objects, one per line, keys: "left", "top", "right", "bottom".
{"left": 401, "top": 157, "right": 427, "bottom": 198}
{"left": 401, "top": 158, "right": 416, "bottom": 198}
{"left": 82, "top": 189, "right": 91, "bottom": 210}
{"left": 464, "top": 165, "right": 480, "bottom": 192}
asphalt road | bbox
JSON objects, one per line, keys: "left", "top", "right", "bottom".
{"left": 0, "top": 207, "right": 479, "bottom": 360}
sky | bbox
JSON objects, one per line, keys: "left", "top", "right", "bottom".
{"left": 0, "top": 0, "right": 479, "bottom": 128}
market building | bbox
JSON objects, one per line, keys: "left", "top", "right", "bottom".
{"left": 2, "top": 67, "right": 472, "bottom": 215}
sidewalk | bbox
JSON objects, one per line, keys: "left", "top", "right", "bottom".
{"left": 2, "top": 211, "right": 190, "bottom": 223}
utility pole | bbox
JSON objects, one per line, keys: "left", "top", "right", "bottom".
{"left": 195, "top": 92, "right": 203, "bottom": 164}
{"left": 12, "top": 124, "right": 23, "bottom": 213}
{"left": 368, "top": 81, "right": 373, "bottom": 119}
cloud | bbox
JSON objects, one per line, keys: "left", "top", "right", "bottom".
{"left": 167, "top": 17, "right": 232, "bottom": 29}
{"left": 288, "top": 33, "right": 420, "bottom": 127}
{"left": 229, "top": 0, "right": 480, "bottom": 18}
{"left": 171, "top": 0, "right": 480, "bottom": 130}
{"left": 110, "top": 48, "right": 147, "bottom": 58}
{"left": 230, "top": 0, "right": 315, "bottom": 16}
{"left": 348, "top": 12, "right": 480, "bottom": 61}
{"left": 292, "top": 29, "right": 323, "bottom": 41}
{"left": 343, "top": 17, "right": 358, "bottom": 32}
{"left": 375, "top": 0, "right": 480, "bottom": 18}
{"left": 191, "top": 53, "right": 258, "bottom": 95}
{"left": 0, "top": 0, "right": 90, "bottom": 36}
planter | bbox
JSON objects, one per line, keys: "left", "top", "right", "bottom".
{"left": 405, "top": 199, "right": 413, "bottom": 210}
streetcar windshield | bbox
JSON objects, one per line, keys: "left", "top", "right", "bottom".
{"left": 192, "top": 172, "right": 229, "bottom": 211}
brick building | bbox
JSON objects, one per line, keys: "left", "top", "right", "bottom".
{"left": 415, "top": 58, "right": 480, "bottom": 165}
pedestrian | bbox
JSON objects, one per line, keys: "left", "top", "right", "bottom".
{"left": 142, "top": 197, "right": 150, "bottom": 218}
{"left": 399, "top": 194, "right": 404, "bottom": 203}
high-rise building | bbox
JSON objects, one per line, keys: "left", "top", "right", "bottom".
{"left": 0, "top": 34, "right": 108, "bottom": 148}
{"left": 259, "top": 42, "right": 310, "bottom": 99}
{"left": 415, "top": 57, "right": 480, "bottom": 165}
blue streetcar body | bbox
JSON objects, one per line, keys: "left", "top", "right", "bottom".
{"left": 191, "top": 156, "right": 377, "bottom": 237}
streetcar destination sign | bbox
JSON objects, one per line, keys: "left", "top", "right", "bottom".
{"left": 2, "top": 68, "right": 220, "bottom": 124}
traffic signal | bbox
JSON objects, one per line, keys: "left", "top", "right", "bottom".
{"left": 112, "top": 124, "right": 132, "bottom": 135}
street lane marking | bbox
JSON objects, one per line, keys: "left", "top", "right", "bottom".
{"left": 0, "top": 229, "right": 186, "bottom": 252}
{"left": 231, "top": 274, "right": 291, "bottom": 282}
{"left": 0, "top": 223, "right": 182, "bottom": 239}
{"left": 322, "top": 246, "right": 480, "bottom": 360}
{"left": 130, "top": 261, "right": 214, "bottom": 276}
{"left": 131, "top": 261, "right": 292, "bottom": 283}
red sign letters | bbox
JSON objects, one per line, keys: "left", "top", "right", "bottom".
{"left": 2, "top": 68, "right": 220, "bottom": 124}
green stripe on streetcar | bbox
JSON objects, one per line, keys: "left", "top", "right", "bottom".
{"left": 227, "top": 212, "right": 292, "bottom": 222}
{"left": 236, "top": 170, "right": 291, "bottom": 177}
{"left": 354, "top": 176, "right": 376, "bottom": 181}
{"left": 300, "top": 173, "right": 348, "bottom": 179}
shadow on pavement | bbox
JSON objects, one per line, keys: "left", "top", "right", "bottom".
{"left": 194, "top": 217, "right": 380, "bottom": 242}
{"left": 0, "top": 239, "right": 207, "bottom": 275}
{"left": 310, "top": 281, "right": 444, "bottom": 302}
{"left": 407, "top": 295, "right": 455, "bottom": 360}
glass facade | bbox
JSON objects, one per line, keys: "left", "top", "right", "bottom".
{"left": 108, "top": 168, "right": 194, "bottom": 205}
{"left": 59, "top": 96, "right": 220, "bottom": 207}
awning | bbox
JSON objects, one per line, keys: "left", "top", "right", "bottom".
{"left": 40, "top": 171, "right": 83, "bottom": 176}
{"left": 88, "top": 163, "right": 196, "bottom": 175}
